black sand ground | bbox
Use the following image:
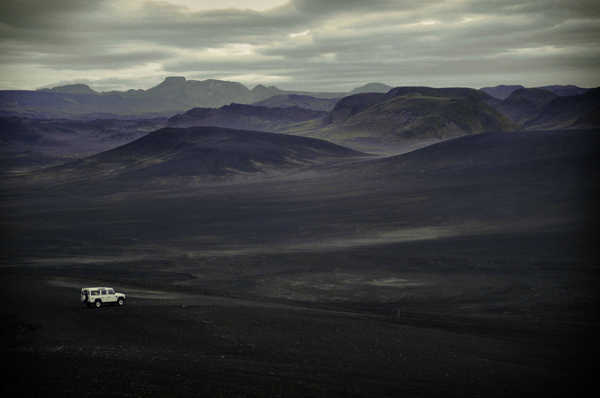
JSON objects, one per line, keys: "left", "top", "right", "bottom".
{"left": 1, "top": 131, "right": 599, "bottom": 397}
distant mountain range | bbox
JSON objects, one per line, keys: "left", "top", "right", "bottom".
{"left": 0, "top": 77, "right": 284, "bottom": 118}
{"left": 252, "top": 94, "right": 339, "bottom": 112}
{"left": 2, "top": 78, "right": 597, "bottom": 170}
{"left": 1, "top": 77, "right": 387, "bottom": 119}
{"left": 168, "top": 103, "right": 326, "bottom": 132}
{"left": 40, "top": 84, "right": 98, "bottom": 95}
{"left": 523, "top": 88, "right": 600, "bottom": 130}
{"left": 495, "top": 88, "right": 558, "bottom": 125}
{"left": 0, "top": 78, "right": 400, "bottom": 119}
{"left": 481, "top": 84, "right": 589, "bottom": 99}
{"left": 349, "top": 83, "right": 393, "bottom": 95}
{"left": 489, "top": 87, "right": 600, "bottom": 130}
{"left": 164, "top": 86, "right": 520, "bottom": 150}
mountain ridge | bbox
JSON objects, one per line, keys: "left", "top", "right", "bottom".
{"left": 524, "top": 87, "right": 600, "bottom": 130}
{"left": 495, "top": 88, "right": 558, "bottom": 125}
{"left": 1, "top": 77, "right": 349, "bottom": 118}
{"left": 168, "top": 103, "right": 327, "bottom": 132}
{"left": 253, "top": 94, "right": 339, "bottom": 112}
{"left": 2, "top": 78, "right": 593, "bottom": 119}
{"left": 481, "top": 84, "right": 589, "bottom": 99}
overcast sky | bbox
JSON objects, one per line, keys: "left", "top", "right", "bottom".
{"left": 1, "top": 0, "right": 599, "bottom": 92}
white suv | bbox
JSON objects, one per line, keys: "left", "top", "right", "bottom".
{"left": 81, "top": 287, "right": 126, "bottom": 308}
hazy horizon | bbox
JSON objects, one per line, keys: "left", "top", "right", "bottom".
{"left": 19, "top": 75, "right": 596, "bottom": 95}
{"left": 1, "top": 0, "right": 599, "bottom": 92}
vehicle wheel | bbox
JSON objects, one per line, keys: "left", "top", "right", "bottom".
{"left": 117, "top": 298, "right": 125, "bottom": 306}
{"left": 95, "top": 300, "right": 102, "bottom": 308}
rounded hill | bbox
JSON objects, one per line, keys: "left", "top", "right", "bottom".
{"left": 318, "top": 87, "right": 513, "bottom": 144}
{"left": 50, "top": 126, "right": 363, "bottom": 181}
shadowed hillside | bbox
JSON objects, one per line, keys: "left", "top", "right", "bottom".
{"left": 0, "top": 116, "right": 166, "bottom": 172}
{"left": 253, "top": 94, "right": 339, "bottom": 112}
{"left": 524, "top": 88, "right": 600, "bottom": 130}
{"left": 352, "top": 129, "right": 598, "bottom": 176}
{"left": 326, "top": 93, "right": 387, "bottom": 123}
{"left": 495, "top": 88, "right": 558, "bottom": 125}
{"left": 41, "top": 126, "right": 362, "bottom": 183}
{"left": 538, "top": 85, "right": 589, "bottom": 97}
{"left": 481, "top": 84, "right": 588, "bottom": 99}
{"left": 168, "top": 103, "right": 326, "bottom": 132}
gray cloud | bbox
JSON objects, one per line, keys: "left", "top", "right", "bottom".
{"left": 290, "top": 0, "right": 430, "bottom": 15}
{"left": 0, "top": 0, "right": 598, "bottom": 91}
{"left": 0, "top": 0, "right": 107, "bottom": 26}
{"left": 39, "top": 50, "right": 175, "bottom": 71}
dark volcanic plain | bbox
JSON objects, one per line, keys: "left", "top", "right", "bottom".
{"left": 1, "top": 127, "right": 599, "bottom": 397}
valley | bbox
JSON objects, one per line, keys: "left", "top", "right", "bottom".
{"left": 1, "top": 78, "right": 598, "bottom": 398}
{"left": 2, "top": 120, "right": 598, "bottom": 396}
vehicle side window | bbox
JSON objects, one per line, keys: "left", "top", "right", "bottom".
{"left": 101, "top": 289, "right": 107, "bottom": 295}
{"left": 107, "top": 289, "right": 115, "bottom": 294}
{"left": 91, "top": 291, "right": 98, "bottom": 296}
{"left": 83, "top": 290, "right": 88, "bottom": 295}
